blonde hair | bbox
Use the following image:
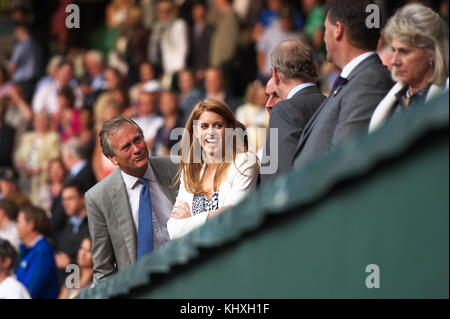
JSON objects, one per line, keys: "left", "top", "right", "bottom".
{"left": 176, "top": 99, "right": 247, "bottom": 195}
{"left": 383, "top": 3, "right": 449, "bottom": 86}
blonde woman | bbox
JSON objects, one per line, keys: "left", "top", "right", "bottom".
{"left": 167, "top": 99, "right": 259, "bottom": 240}
{"left": 369, "top": 3, "right": 449, "bottom": 132}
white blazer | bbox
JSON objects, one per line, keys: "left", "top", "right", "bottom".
{"left": 167, "top": 152, "right": 259, "bottom": 240}
{"left": 369, "top": 82, "right": 444, "bottom": 133}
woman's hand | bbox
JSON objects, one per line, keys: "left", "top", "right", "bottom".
{"left": 171, "top": 200, "right": 191, "bottom": 219}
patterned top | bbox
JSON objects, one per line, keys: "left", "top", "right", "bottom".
{"left": 192, "top": 191, "right": 219, "bottom": 216}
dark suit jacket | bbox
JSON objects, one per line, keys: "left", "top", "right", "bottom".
{"left": 293, "top": 54, "right": 394, "bottom": 169}
{"left": 260, "top": 85, "right": 325, "bottom": 184}
{"left": 51, "top": 162, "right": 97, "bottom": 233}
{"left": 85, "top": 156, "right": 179, "bottom": 283}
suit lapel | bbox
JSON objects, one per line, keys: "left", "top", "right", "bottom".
{"left": 109, "top": 169, "right": 137, "bottom": 262}
{"left": 294, "top": 54, "right": 382, "bottom": 157}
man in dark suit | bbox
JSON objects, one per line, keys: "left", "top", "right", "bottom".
{"left": 260, "top": 39, "right": 325, "bottom": 183}
{"left": 85, "top": 117, "right": 179, "bottom": 283}
{"left": 51, "top": 138, "right": 97, "bottom": 233}
{"left": 293, "top": 0, "right": 394, "bottom": 169}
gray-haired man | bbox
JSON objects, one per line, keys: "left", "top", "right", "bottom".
{"left": 85, "top": 116, "right": 179, "bottom": 283}
{"left": 260, "top": 39, "right": 325, "bottom": 183}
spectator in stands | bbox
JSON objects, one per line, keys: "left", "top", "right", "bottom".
{"left": 86, "top": 116, "right": 179, "bottom": 282}
{"left": 261, "top": 39, "right": 325, "bottom": 183}
{"left": 16, "top": 205, "right": 59, "bottom": 299}
{"left": 0, "top": 199, "right": 20, "bottom": 251}
{"left": 14, "top": 112, "right": 61, "bottom": 205}
{"left": 132, "top": 81, "right": 164, "bottom": 152}
{"left": 188, "top": 0, "right": 214, "bottom": 81}
{"left": 128, "top": 61, "right": 158, "bottom": 105}
{"left": 369, "top": 4, "right": 449, "bottom": 132}
{"left": 203, "top": 68, "right": 239, "bottom": 112}
{"left": 54, "top": 183, "right": 90, "bottom": 287}
{"left": 0, "top": 79, "right": 16, "bottom": 168}
{"left": 123, "top": 7, "right": 149, "bottom": 85}
{"left": 167, "top": 99, "right": 259, "bottom": 239}
{"left": 0, "top": 239, "right": 31, "bottom": 299}
{"left": 82, "top": 50, "right": 106, "bottom": 109}
{"left": 209, "top": 0, "right": 240, "bottom": 69}
{"left": 236, "top": 80, "right": 270, "bottom": 154}
{"left": 93, "top": 67, "right": 127, "bottom": 132}
{"left": 0, "top": 167, "right": 29, "bottom": 208}
{"left": 148, "top": 0, "right": 188, "bottom": 85}
{"left": 153, "top": 91, "right": 183, "bottom": 156}
{"left": 78, "top": 107, "right": 95, "bottom": 160}
{"left": 56, "top": 86, "right": 81, "bottom": 142}
{"left": 51, "top": 138, "right": 96, "bottom": 232}
{"left": 8, "top": 23, "right": 43, "bottom": 103}
{"left": 257, "top": 6, "right": 299, "bottom": 81}
{"left": 37, "top": 158, "right": 67, "bottom": 214}
{"left": 293, "top": 0, "right": 394, "bottom": 169}
{"left": 34, "top": 55, "right": 63, "bottom": 92}
{"left": 302, "top": 0, "right": 326, "bottom": 54}
{"left": 58, "top": 236, "right": 93, "bottom": 299}
{"left": 32, "top": 60, "right": 83, "bottom": 117}
{"left": 178, "top": 69, "right": 203, "bottom": 126}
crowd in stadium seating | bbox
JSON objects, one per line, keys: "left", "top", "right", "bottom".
{"left": 0, "top": 0, "right": 448, "bottom": 298}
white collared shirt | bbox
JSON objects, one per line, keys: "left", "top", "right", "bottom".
{"left": 287, "top": 82, "right": 316, "bottom": 100}
{"left": 340, "top": 51, "right": 377, "bottom": 79}
{"left": 70, "top": 160, "right": 87, "bottom": 178}
{"left": 120, "top": 163, "right": 172, "bottom": 231}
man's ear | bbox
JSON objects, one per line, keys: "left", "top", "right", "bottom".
{"left": 334, "top": 21, "right": 344, "bottom": 41}
{"left": 272, "top": 67, "right": 281, "bottom": 85}
{"left": 107, "top": 155, "right": 119, "bottom": 166}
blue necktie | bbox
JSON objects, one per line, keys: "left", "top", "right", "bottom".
{"left": 137, "top": 177, "right": 153, "bottom": 259}
{"left": 331, "top": 75, "right": 348, "bottom": 96}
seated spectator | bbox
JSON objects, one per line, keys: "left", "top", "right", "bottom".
{"left": 0, "top": 167, "right": 30, "bottom": 208}
{"left": 209, "top": 0, "right": 240, "bottom": 69}
{"left": 14, "top": 112, "right": 61, "bottom": 205}
{"left": 16, "top": 205, "right": 59, "bottom": 299}
{"left": 0, "top": 199, "right": 20, "bottom": 251}
{"left": 132, "top": 81, "right": 164, "bottom": 152}
{"left": 58, "top": 236, "right": 92, "bottom": 299}
{"left": 128, "top": 61, "right": 158, "bottom": 105}
{"left": 0, "top": 238, "right": 31, "bottom": 299}
{"left": 153, "top": 91, "right": 183, "bottom": 156}
{"left": 8, "top": 22, "right": 43, "bottom": 103}
{"left": 37, "top": 158, "right": 67, "bottom": 214}
{"left": 203, "top": 68, "right": 239, "bottom": 112}
{"left": 93, "top": 67, "right": 127, "bottom": 132}
{"left": 301, "top": 0, "right": 326, "bottom": 55}
{"left": 81, "top": 50, "right": 106, "bottom": 109}
{"left": 235, "top": 80, "right": 270, "bottom": 154}
{"left": 34, "top": 55, "right": 63, "bottom": 92}
{"left": 31, "top": 60, "right": 83, "bottom": 118}
{"left": 177, "top": 69, "right": 203, "bottom": 126}
{"left": 188, "top": 1, "right": 214, "bottom": 81}
{"left": 56, "top": 86, "right": 81, "bottom": 142}
{"left": 257, "top": 6, "right": 299, "bottom": 81}
{"left": 167, "top": 99, "right": 259, "bottom": 239}
{"left": 369, "top": 3, "right": 449, "bottom": 132}
{"left": 54, "top": 183, "right": 90, "bottom": 288}
{"left": 78, "top": 107, "right": 95, "bottom": 160}
{"left": 148, "top": 0, "right": 188, "bottom": 85}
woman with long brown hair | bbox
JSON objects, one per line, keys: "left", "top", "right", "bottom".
{"left": 167, "top": 99, "right": 259, "bottom": 239}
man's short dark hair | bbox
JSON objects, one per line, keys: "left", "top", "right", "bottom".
{"left": 62, "top": 181, "right": 85, "bottom": 197}
{"left": 20, "top": 206, "right": 52, "bottom": 237}
{"left": 326, "top": 0, "right": 382, "bottom": 51}
{"left": 0, "top": 199, "right": 19, "bottom": 221}
{"left": 0, "top": 239, "right": 18, "bottom": 272}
